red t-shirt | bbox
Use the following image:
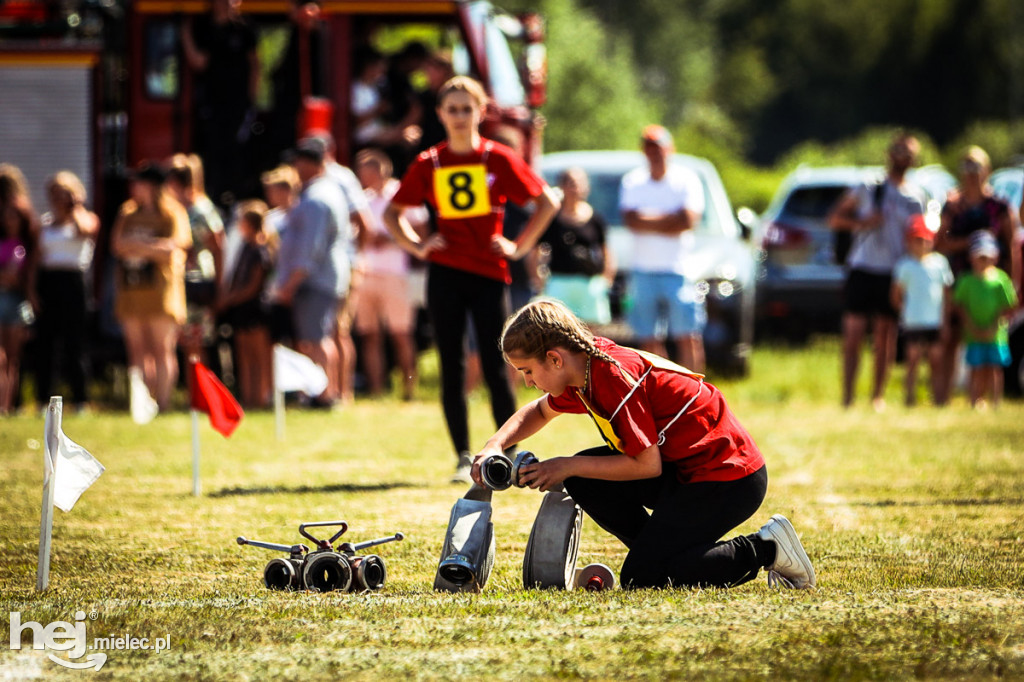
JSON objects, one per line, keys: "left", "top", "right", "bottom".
{"left": 390, "top": 140, "right": 544, "bottom": 283}
{"left": 546, "top": 339, "right": 765, "bottom": 483}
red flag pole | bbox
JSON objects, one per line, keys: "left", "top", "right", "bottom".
{"left": 191, "top": 409, "right": 201, "bottom": 497}
{"left": 189, "top": 357, "right": 201, "bottom": 497}
{"left": 190, "top": 357, "right": 244, "bottom": 437}
{"left": 188, "top": 357, "right": 244, "bottom": 496}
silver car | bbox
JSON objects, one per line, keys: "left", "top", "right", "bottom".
{"left": 540, "top": 150, "right": 756, "bottom": 376}
{"left": 754, "top": 164, "right": 954, "bottom": 342}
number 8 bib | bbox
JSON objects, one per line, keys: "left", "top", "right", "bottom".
{"left": 433, "top": 164, "right": 491, "bottom": 219}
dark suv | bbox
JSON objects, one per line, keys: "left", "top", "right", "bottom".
{"left": 754, "top": 165, "right": 954, "bottom": 342}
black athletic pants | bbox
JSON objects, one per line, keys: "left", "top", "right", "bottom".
{"left": 563, "top": 446, "right": 773, "bottom": 588}
{"left": 426, "top": 263, "right": 517, "bottom": 455}
{"left": 34, "top": 269, "right": 90, "bottom": 406}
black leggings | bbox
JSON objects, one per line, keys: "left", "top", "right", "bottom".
{"left": 34, "top": 270, "right": 90, "bottom": 405}
{"left": 426, "top": 263, "right": 516, "bottom": 455}
{"left": 563, "top": 447, "right": 773, "bottom": 589}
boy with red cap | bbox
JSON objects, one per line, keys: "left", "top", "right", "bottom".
{"left": 891, "top": 215, "right": 953, "bottom": 406}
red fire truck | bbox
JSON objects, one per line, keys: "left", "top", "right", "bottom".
{"left": 0, "top": 0, "right": 547, "bottom": 218}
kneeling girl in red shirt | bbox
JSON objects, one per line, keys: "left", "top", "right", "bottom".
{"left": 470, "top": 299, "right": 816, "bottom": 590}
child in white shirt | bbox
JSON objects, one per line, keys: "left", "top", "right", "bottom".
{"left": 891, "top": 215, "right": 953, "bottom": 406}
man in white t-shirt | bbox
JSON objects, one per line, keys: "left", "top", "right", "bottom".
{"left": 619, "top": 125, "right": 707, "bottom": 372}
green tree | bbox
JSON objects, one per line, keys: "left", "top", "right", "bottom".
{"left": 525, "top": 0, "right": 656, "bottom": 151}
{"left": 565, "top": 0, "right": 1023, "bottom": 163}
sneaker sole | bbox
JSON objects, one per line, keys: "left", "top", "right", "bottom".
{"left": 769, "top": 514, "right": 816, "bottom": 589}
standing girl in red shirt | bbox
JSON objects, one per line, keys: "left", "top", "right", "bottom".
{"left": 384, "top": 76, "right": 559, "bottom": 483}
{"left": 472, "top": 299, "right": 816, "bottom": 590}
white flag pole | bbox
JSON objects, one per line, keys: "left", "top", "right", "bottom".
{"left": 37, "top": 396, "right": 62, "bottom": 591}
{"left": 191, "top": 409, "right": 201, "bottom": 496}
{"left": 274, "top": 388, "right": 285, "bottom": 442}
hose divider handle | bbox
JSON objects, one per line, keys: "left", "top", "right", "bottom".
{"left": 298, "top": 520, "right": 349, "bottom": 546}
{"left": 237, "top": 537, "right": 302, "bottom": 553}
{"left": 352, "top": 532, "right": 405, "bottom": 552}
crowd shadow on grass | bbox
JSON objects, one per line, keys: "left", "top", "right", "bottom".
{"left": 209, "top": 481, "right": 423, "bottom": 497}
{"left": 848, "top": 497, "right": 1024, "bottom": 508}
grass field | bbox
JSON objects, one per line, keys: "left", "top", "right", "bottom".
{"left": 2, "top": 337, "right": 1023, "bottom": 680}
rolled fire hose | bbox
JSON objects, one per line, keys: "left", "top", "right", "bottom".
{"left": 522, "top": 489, "right": 583, "bottom": 590}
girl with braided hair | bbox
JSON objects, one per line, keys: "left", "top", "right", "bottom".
{"left": 471, "top": 299, "right": 816, "bottom": 590}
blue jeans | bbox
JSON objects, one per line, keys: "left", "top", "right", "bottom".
{"left": 627, "top": 271, "right": 706, "bottom": 340}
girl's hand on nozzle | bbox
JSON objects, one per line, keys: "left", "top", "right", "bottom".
{"left": 518, "top": 457, "right": 573, "bottom": 493}
{"left": 470, "top": 448, "right": 499, "bottom": 488}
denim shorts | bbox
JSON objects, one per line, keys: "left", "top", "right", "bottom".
{"left": 627, "top": 271, "right": 706, "bottom": 340}
{"left": 964, "top": 342, "right": 1011, "bottom": 368}
{"left": 292, "top": 287, "right": 340, "bottom": 342}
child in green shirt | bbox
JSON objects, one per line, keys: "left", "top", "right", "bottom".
{"left": 953, "top": 231, "right": 1018, "bottom": 408}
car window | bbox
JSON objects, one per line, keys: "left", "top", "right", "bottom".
{"left": 991, "top": 168, "right": 1024, "bottom": 210}
{"left": 581, "top": 171, "right": 623, "bottom": 228}
{"left": 779, "top": 186, "right": 847, "bottom": 221}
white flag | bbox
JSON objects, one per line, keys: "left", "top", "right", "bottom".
{"left": 129, "top": 366, "right": 158, "bottom": 425}
{"left": 274, "top": 344, "right": 329, "bottom": 395}
{"left": 44, "top": 424, "right": 105, "bottom": 513}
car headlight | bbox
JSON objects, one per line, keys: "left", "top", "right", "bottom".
{"left": 696, "top": 278, "right": 741, "bottom": 302}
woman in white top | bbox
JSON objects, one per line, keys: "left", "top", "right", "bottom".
{"left": 35, "top": 171, "right": 99, "bottom": 411}
{"left": 353, "top": 147, "right": 427, "bottom": 398}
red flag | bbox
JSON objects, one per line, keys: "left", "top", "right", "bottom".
{"left": 190, "top": 361, "right": 244, "bottom": 437}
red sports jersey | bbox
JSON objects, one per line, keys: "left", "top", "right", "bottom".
{"left": 390, "top": 140, "right": 544, "bottom": 283}
{"left": 547, "top": 338, "right": 765, "bottom": 483}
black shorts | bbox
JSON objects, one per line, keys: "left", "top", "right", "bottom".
{"left": 224, "top": 299, "right": 268, "bottom": 332}
{"left": 844, "top": 269, "right": 897, "bottom": 319}
{"left": 903, "top": 328, "right": 940, "bottom": 346}
{"left": 267, "top": 302, "right": 295, "bottom": 343}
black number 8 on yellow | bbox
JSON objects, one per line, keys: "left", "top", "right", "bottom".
{"left": 433, "top": 164, "right": 490, "bottom": 219}
{"left": 448, "top": 171, "right": 475, "bottom": 210}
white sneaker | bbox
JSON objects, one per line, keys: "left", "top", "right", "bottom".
{"left": 451, "top": 452, "right": 474, "bottom": 484}
{"left": 758, "top": 514, "right": 816, "bottom": 589}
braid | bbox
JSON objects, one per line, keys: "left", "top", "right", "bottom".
{"left": 585, "top": 343, "right": 619, "bottom": 367}
{"left": 550, "top": 316, "right": 618, "bottom": 366}
{"left": 500, "top": 299, "right": 620, "bottom": 368}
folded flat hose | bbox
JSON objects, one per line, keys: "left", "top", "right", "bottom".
{"left": 434, "top": 488, "right": 496, "bottom": 593}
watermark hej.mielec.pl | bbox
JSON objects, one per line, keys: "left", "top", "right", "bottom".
{"left": 9, "top": 611, "right": 170, "bottom": 671}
